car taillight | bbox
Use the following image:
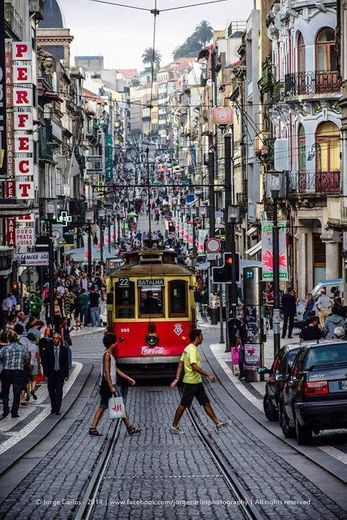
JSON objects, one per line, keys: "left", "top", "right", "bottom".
{"left": 303, "top": 381, "right": 329, "bottom": 396}
{"left": 272, "top": 359, "right": 280, "bottom": 372}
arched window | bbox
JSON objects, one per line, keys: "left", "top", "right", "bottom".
{"left": 297, "top": 32, "right": 305, "bottom": 73}
{"left": 316, "top": 28, "right": 337, "bottom": 72}
{"left": 315, "top": 122, "right": 340, "bottom": 192}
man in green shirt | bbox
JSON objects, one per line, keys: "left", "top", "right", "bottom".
{"left": 170, "top": 328, "right": 229, "bottom": 434}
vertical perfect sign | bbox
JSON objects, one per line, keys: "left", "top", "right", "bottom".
{"left": 0, "top": 1, "right": 6, "bottom": 177}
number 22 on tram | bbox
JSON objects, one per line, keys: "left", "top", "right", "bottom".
{"left": 106, "top": 250, "right": 196, "bottom": 378}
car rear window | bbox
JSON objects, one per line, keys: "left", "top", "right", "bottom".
{"left": 304, "top": 343, "right": 347, "bottom": 369}
{"left": 287, "top": 349, "right": 300, "bottom": 369}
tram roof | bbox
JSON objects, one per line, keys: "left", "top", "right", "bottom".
{"left": 109, "top": 262, "right": 193, "bottom": 278}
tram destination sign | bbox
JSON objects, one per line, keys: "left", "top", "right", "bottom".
{"left": 137, "top": 279, "right": 164, "bottom": 287}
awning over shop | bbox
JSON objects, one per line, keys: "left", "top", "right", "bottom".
{"left": 64, "top": 246, "right": 120, "bottom": 262}
{"left": 245, "top": 241, "right": 262, "bottom": 256}
{"left": 246, "top": 226, "right": 258, "bottom": 237}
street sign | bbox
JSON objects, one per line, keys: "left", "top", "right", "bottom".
{"left": 206, "top": 237, "right": 221, "bottom": 253}
{"left": 17, "top": 252, "right": 49, "bottom": 266}
{"left": 20, "top": 267, "right": 39, "bottom": 285}
{"left": 206, "top": 253, "right": 218, "bottom": 261}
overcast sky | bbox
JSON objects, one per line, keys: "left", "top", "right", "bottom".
{"left": 58, "top": 0, "right": 253, "bottom": 70}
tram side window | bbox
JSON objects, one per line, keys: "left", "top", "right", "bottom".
{"left": 139, "top": 287, "right": 164, "bottom": 317}
{"left": 169, "top": 280, "right": 188, "bottom": 317}
{"left": 115, "top": 281, "right": 135, "bottom": 318}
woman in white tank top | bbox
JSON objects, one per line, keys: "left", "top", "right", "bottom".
{"left": 89, "top": 333, "right": 142, "bottom": 436}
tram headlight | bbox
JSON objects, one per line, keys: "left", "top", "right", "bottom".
{"left": 145, "top": 333, "right": 159, "bottom": 347}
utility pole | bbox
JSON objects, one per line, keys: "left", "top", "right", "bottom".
{"left": 48, "top": 220, "right": 55, "bottom": 323}
{"left": 208, "top": 150, "right": 215, "bottom": 239}
{"left": 272, "top": 195, "right": 281, "bottom": 356}
{"left": 87, "top": 222, "right": 92, "bottom": 279}
{"left": 108, "top": 215, "right": 111, "bottom": 253}
{"left": 146, "top": 147, "right": 152, "bottom": 246}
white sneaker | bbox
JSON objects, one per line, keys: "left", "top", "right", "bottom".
{"left": 216, "top": 421, "right": 230, "bottom": 431}
{"left": 170, "top": 426, "right": 185, "bottom": 435}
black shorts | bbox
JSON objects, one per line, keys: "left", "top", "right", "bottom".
{"left": 180, "top": 382, "right": 210, "bottom": 408}
{"left": 99, "top": 379, "right": 122, "bottom": 410}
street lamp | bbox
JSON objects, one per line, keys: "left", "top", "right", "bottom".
{"left": 228, "top": 204, "right": 241, "bottom": 318}
{"left": 267, "top": 170, "right": 283, "bottom": 357}
{"left": 85, "top": 211, "right": 94, "bottom": 279}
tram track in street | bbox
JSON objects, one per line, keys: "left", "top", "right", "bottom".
{"left": 74, "top": 418, "right": 122, "bottom": 520}
{"left": 180, "top": 388, "right": 264, "bottom": 520}
{"left": 75, "top": 384, "right": 264, "bottom": 520}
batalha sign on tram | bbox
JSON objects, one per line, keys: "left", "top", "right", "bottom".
{"left": 137, "top": 279, "right": 164, "bottom": 287}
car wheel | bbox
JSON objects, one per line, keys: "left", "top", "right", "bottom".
{"left": 279, "top": 403, "right": 295, "bottom": 438}
{"left": 263, "top": 395, "right": 279, "bottom": 422}
{"left": 295, "top": 416, "right": 312, "bottom": 445}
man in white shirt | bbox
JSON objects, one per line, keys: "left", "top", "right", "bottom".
{"left": 316, "top": 288, "right": 333, "bottom": 327}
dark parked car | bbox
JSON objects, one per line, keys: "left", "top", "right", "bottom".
{"left": 279, "top": 341, "right": 347, "bottom": 445}
{"left": 258, "top": 344, "right": 301, "bottom": 421}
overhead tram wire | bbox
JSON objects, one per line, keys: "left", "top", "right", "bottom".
{"left": 89, "top": 0, "right": 228, "bottom": 12}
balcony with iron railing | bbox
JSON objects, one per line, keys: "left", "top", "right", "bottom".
{"left": 284, "top": 71, "right": 341, "bottom": 99}
{"left": 288, "top": 170, "right": 341, "bottom": 195}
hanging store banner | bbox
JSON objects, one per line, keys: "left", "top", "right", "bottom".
{"left": 105, "top": 133, "right": 113, "bottom": 181}
{"left": 183, "top": 222, "right": 188, "bottom": 242}
{"left": 188, "top": 224, "right": 193, "bottom": 248}
{"left": 198, "top": 229, "right": 208, "bottom": 253}
{"left": 261, "top": 221, "right": 288, "bottom": 281}
{"left": 83, "top": 233, "right": 93, "bottom": 262}
{"left": 210, "top": 107, "right": 233, "bottom": 126}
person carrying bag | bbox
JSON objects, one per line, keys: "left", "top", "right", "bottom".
{"left": 108, "top": 387, "right": 126, "bottom": 419}
{"left": 89, "top": 333, "right": 142, "bottom": 436}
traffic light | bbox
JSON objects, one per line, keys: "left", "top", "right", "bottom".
{"left": 212, "top": 252, "right": 240, "bottom": 284}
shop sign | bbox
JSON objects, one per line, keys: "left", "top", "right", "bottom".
{"left": 16, "top": 181, "right": 34, "bottom": 199}
{"left": 15, "top": 226, "right": 35, "bottom": 247}
{"left": 6, "top": 218, "right": 16, "bottom": 247}
{"left": 0, "top": 4, "right": 6, "bottom": 178}
{"left": 16, "top": 252, "right": 49, "bottom": 266}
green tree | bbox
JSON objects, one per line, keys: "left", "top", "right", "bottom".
{"left": 142, "top": 47, "right": 161, "bottom": 68}
{"left": 195, "top": 20, "right": 213, "bottom": 47}
{"left": 173, "top": 20, "right": 213, "bottom": 60}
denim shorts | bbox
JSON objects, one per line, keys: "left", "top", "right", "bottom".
{"left": 99, "top": 383, "right": 122, "bottom": 410}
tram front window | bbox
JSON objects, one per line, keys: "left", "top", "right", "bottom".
{"left": 139, "top": 288, "right": 164, "bottom": 317}
{"left": 115, "top": 281, "right": 135, "bottom": 318}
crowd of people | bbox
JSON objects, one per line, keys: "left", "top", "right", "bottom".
{"left": 263, "top": 283, "right": 346, "bottom": 341}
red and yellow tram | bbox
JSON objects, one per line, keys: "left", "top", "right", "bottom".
{"left": 106, "top": 248, "right": 196, "bottom": 377}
